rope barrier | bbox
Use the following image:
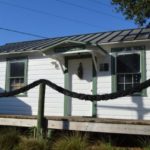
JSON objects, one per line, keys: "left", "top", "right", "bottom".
{"left": 0, "top": 78, "right": 150, "bottom": 101}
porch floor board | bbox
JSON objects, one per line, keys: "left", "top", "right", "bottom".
{"left": 0, "top": 115, "right": 150, "bottom": 135}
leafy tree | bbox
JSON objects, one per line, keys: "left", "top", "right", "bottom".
{"left": 112, "top": 0, "right": 150, "bottom": 27}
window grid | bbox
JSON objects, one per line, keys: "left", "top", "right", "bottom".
{"left": 117, "top": 73, "right": 141, "bottom": 91}
{"left": 111, "top": 47, "right": 146, "bottom": 96}
{"left": 10, "top": 77, "right": 24, "bottom": 91}
{"left": 6, "top": 58, "right": 27, "bottom": 96}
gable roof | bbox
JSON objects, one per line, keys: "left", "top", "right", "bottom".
{"left": 0, "top": 27, "right": 150, "bottom": 54}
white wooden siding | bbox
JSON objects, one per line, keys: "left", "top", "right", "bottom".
{"left": 97, "top": 43, "right": 150, "bottom": 120}
{"left": 0, "top": 42, "right": 150, "bottom": 120}
{"left": 0, "top": 56, "right": 64, "bottom": 116}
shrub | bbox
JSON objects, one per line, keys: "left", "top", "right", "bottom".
{"left": 16, "top": 137, "right": 49, "bottom": 150}
{"left": 136, "top": 136, "right": 150, "bottom": 150}
{"left": 0, "top": 128, "right": 20, "bottom": 150}
{"left": 88, "top": 140, "right": 114, "bottom": 150}
{"left": 52, "top": 132, "right": 88, "bottom": 150}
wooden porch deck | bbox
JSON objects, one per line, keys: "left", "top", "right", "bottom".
{"left": 0, "top": 115, "right": 150, "bottom": 135}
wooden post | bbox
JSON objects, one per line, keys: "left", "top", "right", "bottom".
{"left": 37, "top": 83, "right": 46, "bottom": 139}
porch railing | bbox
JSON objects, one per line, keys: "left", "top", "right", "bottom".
{"left": 0, "top": 78, "right": 150, "bottom": 138}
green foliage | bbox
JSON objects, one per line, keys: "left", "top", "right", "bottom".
{"left": 137, "top": 136, "right": 150, "bottom": 148}
{"left": 0, "top": 127, "right": 49, "bottom": 150}
{"left": 1, "top": 127, "right": 150, "bottom": 150}
{"left": 112, "top": 0, "right": 150, "bottom": 26}
{"left": 23, "top": 127, "right": 37, "bottom": 138}
{"left": 144, "top": 146, "right": 150, "bottom": 150}
{"left": 89, "top": 140, "right": 114, "bottom": 150}
{"left": 52, "top": 132, "right": 88, "bottom": 150}
{"left": 16, "top": 137, "right": 49, "bottom": 150}
{"left": 0, "top": 128, "right": 20, "bottom": 150}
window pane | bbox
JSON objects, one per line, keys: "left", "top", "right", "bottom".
{"left": 117, "top": 74, "right": 124, "bottom": 83}
{"left": 125, "top": 74, "right": 132, "bottom": 83}
{"left": 133, "top": 73, "right": 141, "bottom": 83}
{"left": 10, "top": 78, "right": 24, "bottom": 91}
{"left": 117, "top": 54, "right": 140, "bottom": 73}
{"left": 117, "top": 84, "right": 124, "bottom": 91}
{"left": 125, "top": 84, "right": 132, "bottom": 90}
{"left": 10, "top": 62, "right": 25, "bottom": 77}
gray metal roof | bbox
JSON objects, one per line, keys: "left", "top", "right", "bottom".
{"left": 0, "top": 27, "right": 150, "bottom": 54}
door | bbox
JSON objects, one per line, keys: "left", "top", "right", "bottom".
{"left": 68, "top": 58, "right": 93, "bottom": 116}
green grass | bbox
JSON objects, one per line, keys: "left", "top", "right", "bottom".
{"left": 88, "top": 140, "right": 114, "bottom": 150}
{"left": 52, "top": 132, "right": 88, "bottom": 150}
{"left": 0, "top": 128, "right": 20, "bottom": 150}
{"left": 0, "top": 128, "right": 150, "bottom": 150}
{"left": 16, "top": 137, "right": 49, "bottom": 150}
{"left": 0, "top": 127, "right": 49, "bottom": 150}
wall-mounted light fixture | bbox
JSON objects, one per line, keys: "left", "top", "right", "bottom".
{"left": 78, "top": 62, "right": 83, "bottom": 79}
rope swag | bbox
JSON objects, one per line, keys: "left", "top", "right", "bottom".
{"left": 0, "top": 78, "right": 150, "bottom": 101}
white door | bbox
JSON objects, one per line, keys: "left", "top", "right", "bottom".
{"left": 68, "top": 58, "right": 93, "bottom": 116}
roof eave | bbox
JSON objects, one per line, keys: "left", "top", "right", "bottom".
{"left": 97, "top": 39, "right": 150, "bottom": 46}
{"left": 0, "top": 50, "right": 42, "bottom": 56}
{"left": 0, "top": 38, "right": 150, "bottom": 56}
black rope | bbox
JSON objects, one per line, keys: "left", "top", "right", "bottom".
{"left": 0, "top": 78, "right": 150, "bottom": 101}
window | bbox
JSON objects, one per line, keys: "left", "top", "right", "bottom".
{"left": 116, "top": 54, "right": 141, "bottom": 91}
{"left": 6, "top": 58, "right": 28, "bottom": 93}
{"left": 99, "top": 63, "right": 109, "bottom": 71}
{"left": 111, "top": 46, "right": 146, "bottom": 96}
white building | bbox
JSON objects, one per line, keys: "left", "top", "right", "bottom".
{"left": 0, "top": 27, "right": 150, "bottom": 120}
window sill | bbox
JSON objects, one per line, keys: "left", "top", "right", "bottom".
{"left": 130, "top": 93, "right": 142, "bottom": 97}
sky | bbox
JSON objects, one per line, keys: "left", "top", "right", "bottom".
{"left": 0, "top": 0, "right": 137, "bottom": 45}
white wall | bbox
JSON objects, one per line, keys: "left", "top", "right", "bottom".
{"left": 97, "top": 42, "right": 150, "bottom": 120}
{"left": 0, "top": 41, "right": 150, "bottom": 120}
{"left": 0, "top": 55, "right": 64, "bottom": 116}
